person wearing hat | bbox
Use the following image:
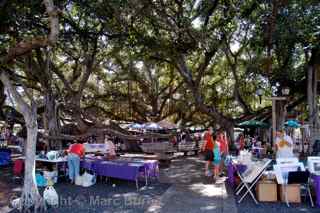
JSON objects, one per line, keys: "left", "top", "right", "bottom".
{"left": 274, "top": 129, "right": 294, "bottom": 158}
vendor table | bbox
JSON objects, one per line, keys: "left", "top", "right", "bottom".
{"left": 312, "top": 174, "right": 320, "bottom": 207}
{"left": 81, "top": 157, "right": 159, "bottom": 190}
{"left": 17, "top": 157, "right": 67, "bottom": 179}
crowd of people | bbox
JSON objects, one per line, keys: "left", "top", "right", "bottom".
{"left": 201, "top": 127, "right": 229, "bottom": 181}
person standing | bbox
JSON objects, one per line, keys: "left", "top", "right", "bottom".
{"left": 105, "top": 137, "right": 116, "bottom": 160}
{"left": 212, "top": 134, "right": 221, "bottom": 180}
{"left": 237, "top": 134, "right": 245, "bottom": 151}
{"left": 202, "top": 127, "right": 214, "bottom": 177}
{"left": 67, "top": 140, "right": 85, "bottom": 184}
{"left": 275, "top": 130, "right": 294, "bottom": 159}
{"left": 217, "top": 131, "right": 228, "bottom": 176}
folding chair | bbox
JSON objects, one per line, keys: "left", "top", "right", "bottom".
{"left": 287, "top": 171, "right": 314, "bottom": 207}
{"left": 273, "top": 162, "right": 305, "bottom": 207}
{"left": 234, "top": 159, "right": 272, "bottom": 204}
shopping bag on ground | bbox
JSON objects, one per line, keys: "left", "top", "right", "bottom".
{"left": 43, "top": 186, "right": 59, "bottom": 206}
{"left": 75, "top": 175, "right": 84, "bottom": 186}
{"left": 10, "top": 198, "right": 21, "bottom": 210}
{"left": 81, "top": 172, "right": 96, "bottom": 187}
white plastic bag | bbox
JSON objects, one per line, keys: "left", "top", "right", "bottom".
{"left": 81, "top": 172, "right": 96, "bottom": 187}
{"left": 75, "top": 175, "right": 84, "bottom": 186}
{"left": 10, "top": 198, "right": 21, "bottom": 210}
{"left": 43, "top": 186, "right": 59, "bottom": 206}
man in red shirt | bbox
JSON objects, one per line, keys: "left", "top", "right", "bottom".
{"left": 67, "top": 140, "right": 85, "bottom": 184}
{"left": 202, "top": 127, "right": 214, "bottom": 177}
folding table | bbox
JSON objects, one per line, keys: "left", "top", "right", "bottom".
{"left": 234, "top": 158, "right": 272, "bottom": 204}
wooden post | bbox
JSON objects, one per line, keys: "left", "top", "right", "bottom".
{"left": 269, "top": 97, "right": 287, "bottom": 146}
{"left": 272, "top": 99, "right": 276, "bottom": 146}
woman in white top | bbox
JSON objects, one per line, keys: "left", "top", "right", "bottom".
{"left": 275, "top": 130, "right": 294, "bottom": 159}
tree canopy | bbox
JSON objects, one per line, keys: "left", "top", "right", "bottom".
{"left": 0, "top": 0, "right": 319, "bottom": 139}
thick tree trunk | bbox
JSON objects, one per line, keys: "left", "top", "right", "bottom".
{"left": 20, "top": 112, "right": 44, "bottom": 212}
{"left": 44, "top": 91, "right": 61, "bottom": 149}
{"left": 308, "top": 65, "right": 314, "bottom": 125}
{"left": 307, "top": 47, "right": 320, "bottom": 154}
{"left": 0, "top": 72, "right": 44, "bottom": 212}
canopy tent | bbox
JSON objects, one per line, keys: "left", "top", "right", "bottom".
{"left": 237, "top": 120, "right": 270, "bottom": 129}
{"left": 127, "top": 123, "right": 143, "bottom": 129}
{"left": 142, "top": 122, "right": 163, "bottom": 130}
{"left": 284, "top": 120, "right": 301, "bottom": 128}
{"left": 157, "top": 120, "right": 177, "bottom": 130}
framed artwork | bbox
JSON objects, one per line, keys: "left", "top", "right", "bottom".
{"left": 307, "top": 157, "right": 320, "bottom": 174}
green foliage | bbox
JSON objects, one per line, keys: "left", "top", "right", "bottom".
{"left": 0, "top": 0, "right": 318, "bottom": 127}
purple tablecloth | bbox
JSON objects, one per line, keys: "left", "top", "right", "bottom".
{"left": 227, "top": 162, "right": 247, "bottom": 186}
{"left": 97, "top": 161, "right": 143, "bottom": 180}
{"left": 81, "top": 158, "right": 158, "bottom": 181}
{"left": 81, "top": 158, "right": 102, "bottom": 171}
{"left": 312, "top": 174, "right": 320, "bottom": 207}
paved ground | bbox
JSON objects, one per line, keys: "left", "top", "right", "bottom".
{"left": 0, "top": 156, "right": 235, "bottom": 213}
{"left": 146, "top": 156, "right": 237, "bottom": 213}
{"left": 2, "top": 156, "right": 319, "bottom": 213}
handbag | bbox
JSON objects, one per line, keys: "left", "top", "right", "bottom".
{"left": 43, "top": 186, "right": 59, "bottom": 206}
{"left": 81, "top": 172, "right": 96, "bottom": 187}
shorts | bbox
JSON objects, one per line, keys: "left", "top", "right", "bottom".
{"left": 213, "top": 158, "right": 221, "bottom": 166}
{"left": 204, "top": 150, "right": 214, "bottom": 161}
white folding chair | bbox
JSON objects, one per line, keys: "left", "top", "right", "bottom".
{"left": 273, "top": 162, "right": 305, "bottom": 207}
{"left": 234, "top": 159, "right": 272, "bottom": 204}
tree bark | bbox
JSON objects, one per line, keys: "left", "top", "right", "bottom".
{"left": 20, "top": 111, "right": 42, "bottom": 211}
{"left": 307, "top": 48, "right": 320, "bottom": 153}
{"left": 0, "top": 72, "right": 44, "bottom": 212}
{"left": 44, "top": 90, "right": 61, "bottom": 149}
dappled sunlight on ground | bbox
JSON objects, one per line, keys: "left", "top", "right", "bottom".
{"left": 189, "top": 183, "right": 222, "bottom": 197}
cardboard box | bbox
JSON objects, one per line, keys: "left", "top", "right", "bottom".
{"left": 279, "top": 184, "right": 301, "bottom": 203}
{"left": 256, "top": 180, "right": 278, "bottom": 202}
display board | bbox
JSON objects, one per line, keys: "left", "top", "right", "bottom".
{"left": 307, "top": 156, "right": 320, "bottom": 175}
{"left": 273, "top": 162, "right": 305, "bottom": 184}
{"left": 84, "top": 143, "right": 109, "bottom": 153}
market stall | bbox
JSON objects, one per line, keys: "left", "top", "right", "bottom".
{"left": 227, "top": 152, "right": 320, "bottom": 207}
{"left": 81, "top": 156, "right": 159, "bottom": 190}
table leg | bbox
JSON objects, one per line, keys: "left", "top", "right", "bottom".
{"left": 136, "top": 178, "right": 139, "bottom": 191}
{"left": 145, "top": 167, "right": 148, "bottom": 186}
{"left": 314, "top": 176, "right": 320, "bottom": 207}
